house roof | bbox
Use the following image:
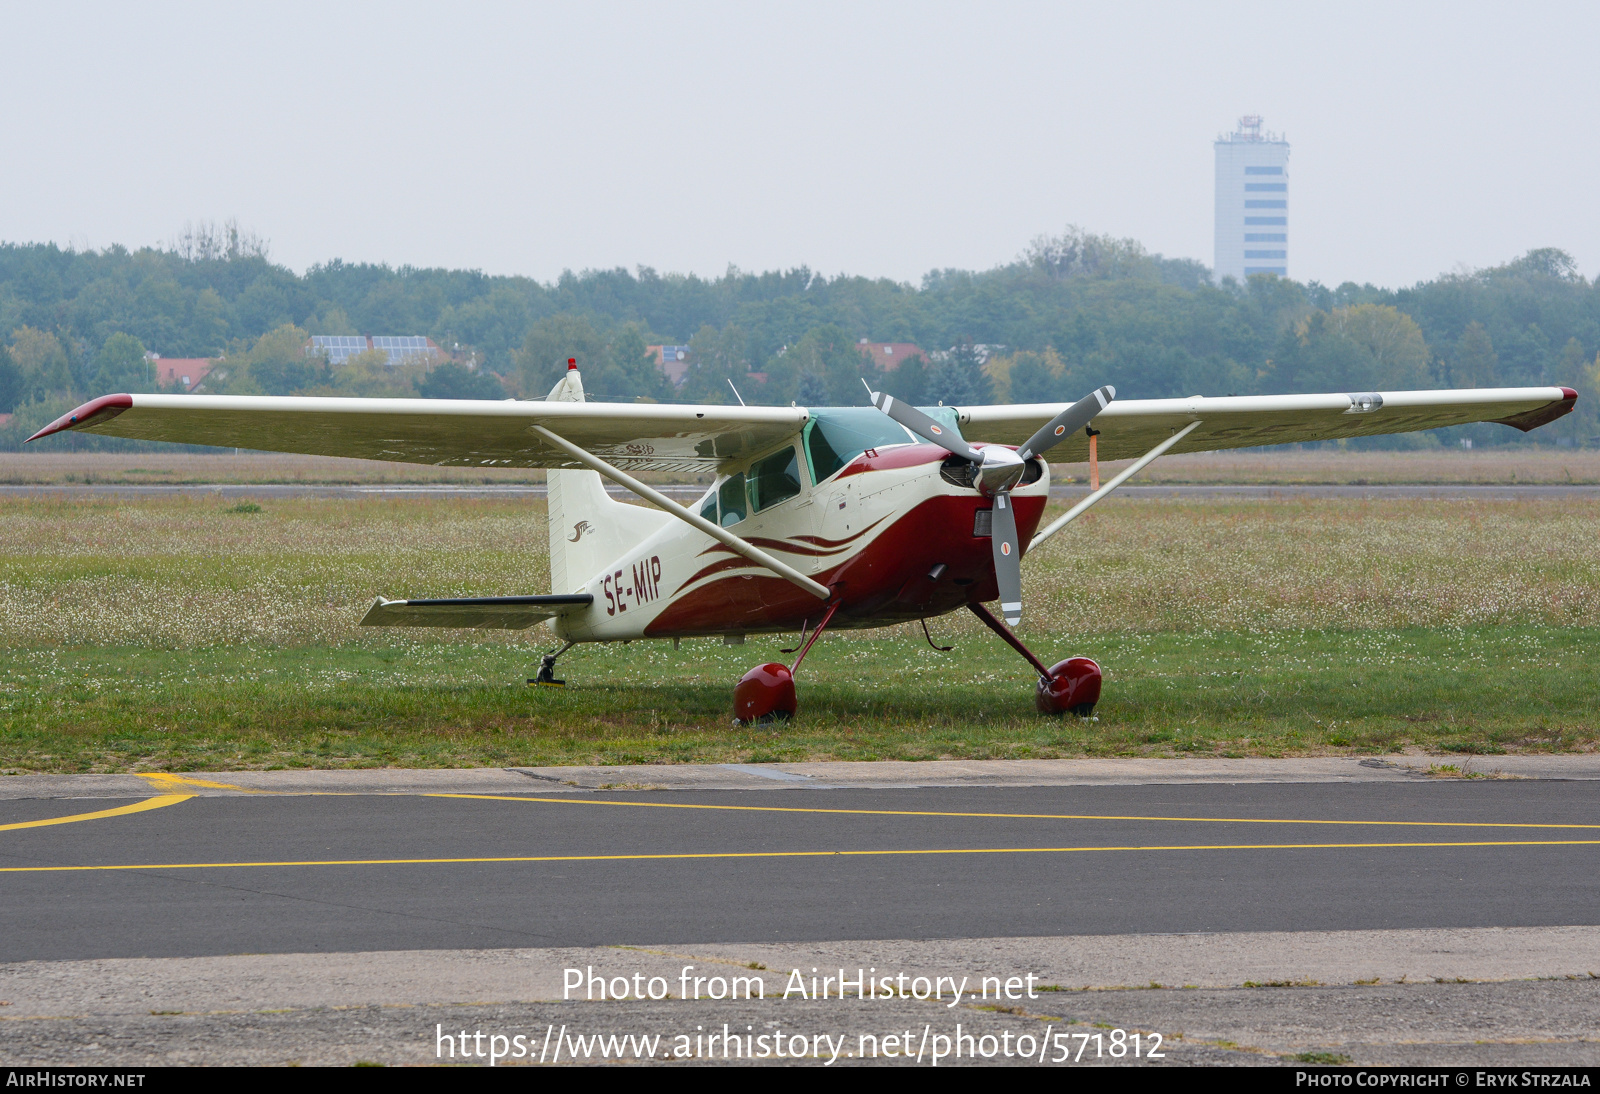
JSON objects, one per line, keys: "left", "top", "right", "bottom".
{"left": 856, "top": 341, "right": 926, "bottom": 370}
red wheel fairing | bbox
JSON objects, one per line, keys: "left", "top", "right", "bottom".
{"left": 1036, "top": 657, "right": 1102, "bottom": 716}
{"left": 734, "top": 663, "right": 797, "bottom": 724}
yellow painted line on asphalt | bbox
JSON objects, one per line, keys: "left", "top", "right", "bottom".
{"left": 1, "top": 838, "right": 1599, "bottom": 873}
{"left": 138, "top": 773, "right": 265, "bottom": 794}
{"left": 426, "top": 793, "right": 1600, "bottom": 831}
{"left": 0, "top": 794, "right": 192, "bottom": 832}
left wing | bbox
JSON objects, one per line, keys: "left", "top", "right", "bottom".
{"left": 960, "top": 386, "right": 1578, "bottom": 461}
{"left": 28, "top": 393, "right": 808, "bottom": 474}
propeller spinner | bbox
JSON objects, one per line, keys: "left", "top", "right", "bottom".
{"left": 867, "top": 385, "right": 1114, "bottom": 625}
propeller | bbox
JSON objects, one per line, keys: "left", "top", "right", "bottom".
{"left": 868, "top": 385, "right": 1115, "bottom": 626}
{"left": 1017, "top": 386, "right": 1116, "bottom": 461}
{"left": 869, "top": 392, "right": 984, "bottom": 462}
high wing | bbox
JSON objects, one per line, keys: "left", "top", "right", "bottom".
{"left": 30, "top": 385, "right": 1577, "bottom": 469}
{"left": 960, "top": 386, "right": 1578, "bottom": 460}
{"left": 28, "top": 393, "right": 808, "bottom": 474}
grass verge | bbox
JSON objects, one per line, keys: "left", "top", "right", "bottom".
{"left": 3, "top": 626, "right": 1594, "bottom": 772}
{"left": 2, "top": 491, "right": 1595, "bottom": 771}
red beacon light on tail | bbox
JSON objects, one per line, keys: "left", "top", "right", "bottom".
{"left": 567, "top": 358, "right": 578, "bottom": 371}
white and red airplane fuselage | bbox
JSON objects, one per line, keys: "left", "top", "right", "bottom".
{"left": 554, "top": 441, "right": 1050, "bottom": 644}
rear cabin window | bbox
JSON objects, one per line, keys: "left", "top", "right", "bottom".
{"left": 718, "top": 473, "right": 747, "bottom": 526}
{"left": 748, "top": 446, "right": 802, "bottom": 512}
{"left": 803, "top": 408, "right": 915, "bottom": 484}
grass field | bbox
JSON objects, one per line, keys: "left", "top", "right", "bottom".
{"left": 1, "top": 490, "right": 1596, "bottom": 771}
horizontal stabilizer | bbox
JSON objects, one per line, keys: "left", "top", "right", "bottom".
{"left": 359, "top": 594, "right": 593, "bottom": 630}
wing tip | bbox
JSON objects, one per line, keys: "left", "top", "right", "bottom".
{"left": 1492, "top": 388, "right": 1578, "bottom": 433}
{"left": 26, "top": 394, "right": 134, "bottom": 442}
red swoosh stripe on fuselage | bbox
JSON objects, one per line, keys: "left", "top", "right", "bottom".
{"left": 698, "top": 538, "right": 850, "bottom": 560}
{"left": 676, "top": 517, "right": 892, "bottom": 596}
{"left": 671, "top": 554, "right": 767, "bottom": 597}
{"left": 645, "top": 493, "right": 1046, "bottom": 638}
{"left": 785, "top": 521, "right": 888, "bottom": 550}
{"left": 692, "top": 517, "right": 887, "bottom": 560}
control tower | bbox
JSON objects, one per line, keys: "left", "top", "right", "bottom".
{"left": 1214, "top": 115, "right": 1289, "bottom": 283}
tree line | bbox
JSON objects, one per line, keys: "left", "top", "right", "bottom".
{"left": 2, "top": 224, "right": 1596, "bottom": 450}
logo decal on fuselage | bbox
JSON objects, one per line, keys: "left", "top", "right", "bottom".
{"left": 569, "top": 521, "right": 592, "bottom": 542}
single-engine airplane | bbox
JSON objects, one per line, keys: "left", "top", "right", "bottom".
{"left": 29, "top": 363, "right": 1577, "bottom": 723}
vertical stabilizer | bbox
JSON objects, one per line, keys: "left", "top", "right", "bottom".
{"left": 544, "top": 365, "right": 672, "bottom": 594}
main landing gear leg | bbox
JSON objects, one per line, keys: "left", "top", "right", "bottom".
{"left": 733, "top": 601, "right": 841, "bottom": 726}
{"left": 529, "top": 640, "right": 576, "bottom": 687}
{"left": 966, "top": 603, "right": 1102, "bottom": 717}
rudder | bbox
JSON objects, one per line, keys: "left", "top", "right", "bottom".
{"left": 544, "top": 366, "right": 672, "bottom": 593}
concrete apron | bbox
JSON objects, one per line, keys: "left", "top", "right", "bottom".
{"left": 4, "top": 927, "right": 1600, "bottom": 1020}
{"left": 6, "top": 754, "right": 1600, "bottom": 799}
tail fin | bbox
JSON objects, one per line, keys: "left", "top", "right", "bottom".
{"left": 545, "top": 366, "right": 673, "bottom": 592}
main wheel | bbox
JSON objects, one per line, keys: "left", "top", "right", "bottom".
{"left": 733, "top": 663, "right": 797, "bottom": 726}
{"left": 1036, "top": 657, "right": 1102, "bottom": 717}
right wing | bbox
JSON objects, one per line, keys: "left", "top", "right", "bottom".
{"left": 28, "top": 393, "right": 808, "bottom": 474}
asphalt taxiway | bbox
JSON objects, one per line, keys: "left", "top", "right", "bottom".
{"left": 5, "top": 760, "right": 1599, "bottom": 1066}
{"left": 4, "top": 764, "right": 1599, "bottom": 962}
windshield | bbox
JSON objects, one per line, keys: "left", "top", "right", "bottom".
{"left": 804, "top": 408, "right": 915, "bottom": 484}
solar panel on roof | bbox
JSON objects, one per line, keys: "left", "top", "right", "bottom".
{"left": 309, "top": 334, "right": 375, "bottom": 365}
{"left": 311, "top": 335, "right": 434, "bottom": 367}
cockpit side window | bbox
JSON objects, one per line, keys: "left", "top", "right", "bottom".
{"left": 698, "top": 487, "right": 718, "bottom": 524}
{"left": 748, "top": 445, "right": 802, "bottom": 512}
{"left": 718, "top": 473, "right": 747, "bottom": 526}
{"left": 803, "top": 408, "right": 916, "bottom": 485}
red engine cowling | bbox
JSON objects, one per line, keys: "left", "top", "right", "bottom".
{"left": 1036, "top": 657, "right": 1102, "bottom": 717}
{"left": 734, "top": 663, "right": 797, "bottom": 725}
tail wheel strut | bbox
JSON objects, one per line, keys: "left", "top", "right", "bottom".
{"left": 529, "top": 640, "right": 576, "bottom": 687}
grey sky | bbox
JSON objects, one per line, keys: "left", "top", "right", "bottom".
{"left": 5, "top": 1, "right": 1596, "bottom": 288}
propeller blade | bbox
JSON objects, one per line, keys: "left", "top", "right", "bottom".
{"left": 1016, "top": 385, "right": 1116, "bottom": 460}
{"left": 990, "top": 491, "right": 1023, "bottom": 626}
{"left": 869, "top": 391, "right": 984, "bottom": 463}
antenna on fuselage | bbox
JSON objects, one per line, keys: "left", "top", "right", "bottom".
{"left": 861, "top": 378, "right": 874, "bottom": 403}
{"left": 726, "top": 378, "right": 747, "bottom": 406}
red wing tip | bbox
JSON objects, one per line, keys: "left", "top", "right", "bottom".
{"left": 1561, "top": 387, "right": 1578, "bottom": 401}
{"left": 25, "top": 394, "right": 134, "bottom": 442}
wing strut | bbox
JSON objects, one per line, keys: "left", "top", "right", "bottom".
{"left": 528, "top": 424, "right": 831, "bottom": 601}
{"left": 1027, "top": 421, "right": 1201, "bottom": 553}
